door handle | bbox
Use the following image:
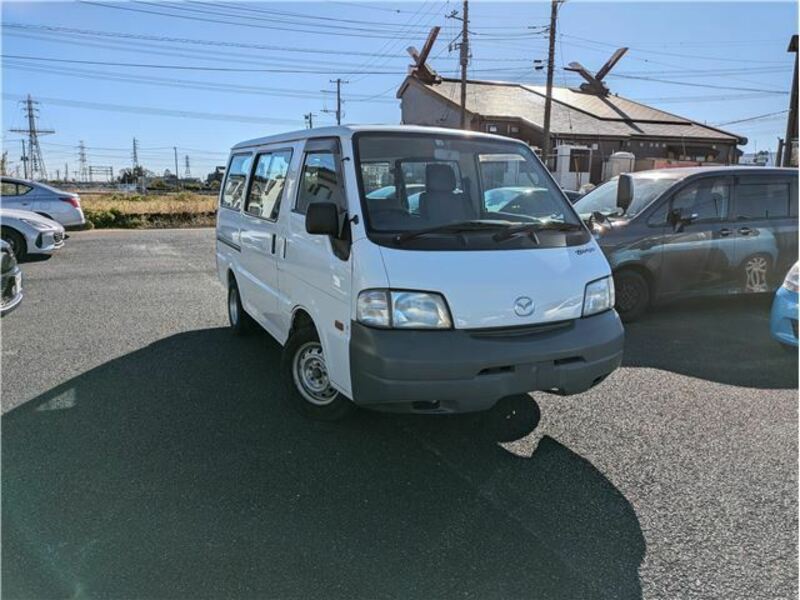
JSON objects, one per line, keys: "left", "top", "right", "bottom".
{"left": 719, "top": 228, "right": 732, "bottom": 237}
{"left": 271, "top": 234, "right": 277, "bottom": 255}
{"left": 738, "top": 227, "right": 753, "bottom": 235}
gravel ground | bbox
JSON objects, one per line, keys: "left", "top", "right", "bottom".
{"left": 2, "top": 229, "right": 796, "bottom": 599}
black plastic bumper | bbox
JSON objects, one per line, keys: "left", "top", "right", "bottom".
{"left": 349, "top": 310, "right": 625, "bottom": 414}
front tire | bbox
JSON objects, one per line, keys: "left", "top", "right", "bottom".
{"left": 614, "top": 269, "right": 650, "bottom": 322}
{"left": 1, "top": 228, "right": 26, "bottom": 261}
{"left": 282, "top": 325, "right": 354, "bottom": 421}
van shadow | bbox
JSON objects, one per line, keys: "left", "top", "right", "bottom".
{"left": 3, "top": 328, "right": 644, "bottom": 599}
{"left": 623, "top": 295, "right": 797, "bottom": 389}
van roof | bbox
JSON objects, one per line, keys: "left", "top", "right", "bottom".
{"left": 231, "top": 124, "right": 525, "bottom": 151}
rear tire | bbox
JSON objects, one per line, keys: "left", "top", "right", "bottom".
{"left": 228, "top": 279, "right": 255, "bottom": 335}
{"left": 614, "top": 269, "right": 650, "bottom": 322}
{"left": 1, "top": 228, "right": 26, "bottom": 261}
{"left": 282, "top": 325, "right": 354, "bottom": 421}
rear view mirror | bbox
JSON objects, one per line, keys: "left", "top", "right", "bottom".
{"left": 305, "top": 202, "right": 340, "bottom": 237}
{"left": 617, "top": 174, "right": 633, "bottom": 213}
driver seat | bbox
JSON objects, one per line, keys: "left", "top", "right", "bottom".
{"left": 418, "top": 164, "right": 473, "bottom": 225}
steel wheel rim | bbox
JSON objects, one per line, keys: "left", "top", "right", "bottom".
{"left": 745, "top": 256, "right": 768, "bottom": 292}
{"left": 293, "top": 342, "right": 338, "bottom": 406}
{"left": 228, "top": 288, "right": 239, "bottom": 325}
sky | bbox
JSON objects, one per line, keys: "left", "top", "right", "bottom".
{"left": 1, "top": 0, "right": 796, "bottom": 180}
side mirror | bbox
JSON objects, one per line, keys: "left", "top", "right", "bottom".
{"left": 616, "top": 174, "right": 633, "bottom": 213}
{"left": 305, "top": 202, "right": 341, "bottom": 236}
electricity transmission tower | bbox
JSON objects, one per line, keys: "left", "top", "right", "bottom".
{"left": 132, "top": 137, "right": 140, "bottom": 171}
{"left": 184, "top": 155, "right": 191, "bottom": 178}
{"left": 78, "top": 141, "right": 89, "bottom": 182}
{"left": 9, "top": 94, "right": 54, "bottom": 180}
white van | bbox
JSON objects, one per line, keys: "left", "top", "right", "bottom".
{"left": 216, "top": 126, "right": 623, "bottom": 419}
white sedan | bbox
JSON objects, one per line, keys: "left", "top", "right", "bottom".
{"left": 0, "top": 208, "right": 65, "bottom": 260}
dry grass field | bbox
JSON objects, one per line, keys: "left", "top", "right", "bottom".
{"left": 80, "top": 192, "right": 216, "bottom": 215}
{"left": 78, "top": 192, "right": 217, "bottom": 228}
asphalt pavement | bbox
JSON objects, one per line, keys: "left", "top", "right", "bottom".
{"left": 2, "top": 229, "right": 797, "bottom": 599}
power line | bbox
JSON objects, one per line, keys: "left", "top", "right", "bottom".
{"left": 2, "top": 93, "right": 305, "bottom": 125}
{"left": 2, "top": 61, "right": 400, "bottom": 104}
{"left": 608, "top": 73, "right": 789, "bottom": 94}
{"left": 79, "top": 0, "right": 444, "bottom": 40}
{"left": 714, "top": 110, "right": 790, "bottom": 127}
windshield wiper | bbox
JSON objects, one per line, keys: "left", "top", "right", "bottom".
{"left": 395, "top": 220, "right": 510, "bottom": 243}
{"left": 492, "top": 221, "right": 584, "bottom": 242}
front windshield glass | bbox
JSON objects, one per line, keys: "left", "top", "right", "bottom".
{"left": 356, "top": 133, "right": 581, "bottom": 237}
{"left": 574, "top": 175, "right": 679, "bottom": 219}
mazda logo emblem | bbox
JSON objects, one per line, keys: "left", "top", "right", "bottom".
{"left": 513, "top": 296, "right": 534, "bottom": 317}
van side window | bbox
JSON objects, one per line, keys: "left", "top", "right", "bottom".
{"left": 1, "top": 182, "right": 17, "bottom": 196}
{"left": 220, "top": 154, "right": 252, "bottom": 211}
{"left": 670, "top": 177, "right": 729, "bottom": 222}
{"left": 296, "top": 152, "right": 341, "bottom": 214}
{"left": 244, "top": 150, "right": 292, "bottom": 220}
{"left": 734, "top": 179, "right": 791, "bottom": 219}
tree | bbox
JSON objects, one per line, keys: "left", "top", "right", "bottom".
{"left": 117, "top": 165, "right": 146, "bottom": 184}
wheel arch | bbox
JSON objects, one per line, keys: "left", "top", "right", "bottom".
{"left": 613, "top": 262, "right": 656, "bottom": 299}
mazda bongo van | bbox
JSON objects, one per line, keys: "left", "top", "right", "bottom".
{"left": 216, "top": 126, "right": 624, "bottom": 419}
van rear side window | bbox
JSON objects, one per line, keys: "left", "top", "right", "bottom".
{"left": 221, "top": 154, "right": 252, "bottom": 211}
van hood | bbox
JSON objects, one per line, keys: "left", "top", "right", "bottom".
{"left": 378, "top": 242, "right": 611, "bottom": 329}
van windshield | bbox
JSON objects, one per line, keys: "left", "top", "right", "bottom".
{"left": 355, "top": 133, "right": 584, "bottom": 250}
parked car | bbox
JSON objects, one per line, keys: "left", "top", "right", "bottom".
{"left": 0, "top": 239, "right": 23, "bottom": 316}
{"left": 0, "top": 208, "right": 65, "bottom": 260}
{"left": 0, "top": 176, "right": 85, "bottom": 228}
{"left": 770, "top": 262, "right": 798, "bottom": 349}
{"left": 574, "top": 167, "right": 798, "bottom": 321}
{"left": 216, "top": 125, "right": 623, "bottom": 420}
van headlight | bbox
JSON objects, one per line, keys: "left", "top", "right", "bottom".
{"left": 357, "top": 290, "right": 452, "bottom": 329}
{"left": 583, "top": 276, "right": 615, "bottom": 317}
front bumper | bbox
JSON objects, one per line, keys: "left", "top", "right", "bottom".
{"left": 349, "top": 309, "right": 625, "bottom": 414}
{"left": 770, "top": 287, "right": 798, "bottom": 347}
{"left": 32, "top": 229, "right": 65, "bottom": 254}
{"left": 1, "top": 268, "right": 23, "bottom": 316}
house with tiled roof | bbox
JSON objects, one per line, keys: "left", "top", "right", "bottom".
{"left": 397, "top": 75, "right": 746, "bottom": 184}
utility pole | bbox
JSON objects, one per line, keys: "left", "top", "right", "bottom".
{"left": 304, "top": 112, "right": 315, "bottom": 129}
{"left": 9, "top": 94, "right": 54, "bottom": 180}
{"left": 459, "top": 0, "right": 470, "bottom": 129}
{"left": 64, "top": 162, "right": 69, "bottom": 183}
{"left": 542, "top": 0, "right": 562, "bottom": 166}
{"left": 184, "top": 155, "right": 191, "bottom": 178}
{"left": 78, "top": 141, "right": 88, "bottom": 182}
{"left": 20, "top": 140, "right": 28, "bottom": 179}
{"left": 173, "top": 146, "right": 181, "bottom": 190}
{"left": 783, "top": 35, "right": 798, "bottom": 167}
{"left": 322, "top": 79, "right": 348, "bottom": 125}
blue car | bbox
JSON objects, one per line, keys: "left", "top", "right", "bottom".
{"left": 770, "top": 262, "right": 798, "bottom": 348}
